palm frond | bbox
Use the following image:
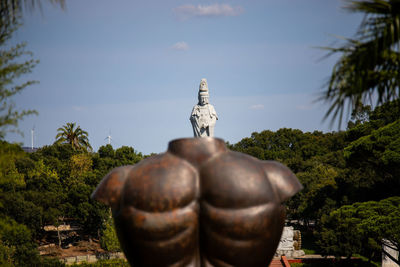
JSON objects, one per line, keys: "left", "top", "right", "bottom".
{"left": 321, "top": 0, "right": 400, "bottom": 127}
{"left": 54, "top": 122, "right": 92, "bottom": 151}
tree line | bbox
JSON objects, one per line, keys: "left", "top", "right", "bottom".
{"left": 229, "top": 99, "right": 400, "bottom": 264}
{"left": 0, "top": 99, "right": 399, "bottom": 265}
{"left": 0, "top": 133, "right": 143, "bottom": 265}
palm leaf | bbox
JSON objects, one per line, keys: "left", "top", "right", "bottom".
{"left": 321, "top": 0, "right": 400, "bottom": 128}
{"left": 54, "top": 122, "right": 92, "bottom": 151}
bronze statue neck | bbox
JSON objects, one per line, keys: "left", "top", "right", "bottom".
{"left": 168, "top": 138, "right": 227, "bottom": 167}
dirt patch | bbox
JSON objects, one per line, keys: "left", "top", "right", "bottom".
{"left": 40, "top": 240, "right": 106, "bottom": 258}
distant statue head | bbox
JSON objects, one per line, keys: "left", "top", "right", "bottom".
{"left": 190, "top": 78, "right": 218, "bottom": 137}
{"left": 198, "top": 78, "right": 210, "bottom": 106}
{"left": 199, "top": 78, "right": 207, "bottom": 90}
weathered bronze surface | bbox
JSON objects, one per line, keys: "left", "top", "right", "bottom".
{"left": 92, "top": 138, "right": 302, "bottom": 267}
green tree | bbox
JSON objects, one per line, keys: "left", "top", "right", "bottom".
{"left": 295, "top": 163, "right": 340, "bottom": 226}
{"left": 317, "top": 197, "right": 400, "bottom": 264}
{"left": 93, "top": 144, "right": 143, "bottom": 179}
{"left": 100, "top": 217, "right": 121, "bottom": 252}
{"left": 55, "top": 122, "right": 93, "bottom": 152}
{"left": 30, "top": 143, "right": 76, "bottom": 179}
{"left": 230, "top": 128, "right": 346, "bottom": 173}
{"left": 345, "top": 99, "right": 400, "bottom": 143}
{"left": 1, "top": 193, "right": 43, "bottom": 237}
{"left": 317, "top": 204, "right": 364, "bottom": 259}
{"left": 344, "top": 119, "right": 400, "bottom": 200}
{"left": 115, "top": 146, "right": 143, "bottom": 166}
{"left": 69, "top": 153, "right": 93, "bottom": 179}
{"left": 321, "top": 0, "right": 400, "bottom": 127}
{"left": 0, "top": 141, "right": 26, "bottom": 192}
{"left": 0, "top": 216, "right": 40, "bottom": 265}
{"left": 98, "top": 144, "right": 114, "bottom": 158}
{"left": 0, "top": 239, "right": 15, "bottom": 266}
{"left": 0, "top": 23, "right": 38, "bottom": 139}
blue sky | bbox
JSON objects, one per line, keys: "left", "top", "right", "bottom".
{"left": 6, "top": 0, "right": 363, "bottom": 154}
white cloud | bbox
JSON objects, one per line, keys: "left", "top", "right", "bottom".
{"left": 171, "top": 41, "right": 189, "bottom": 51}
{"left": 249, "top": 104, "right": 265, "bottom": 110}
{"left": 173, "top": 4, "right": 244, "bottom": 20}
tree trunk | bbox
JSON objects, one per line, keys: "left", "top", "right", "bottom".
{"left": 57, "top": 227, "right": 61, "bottom": 247}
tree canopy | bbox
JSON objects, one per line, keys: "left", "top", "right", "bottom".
{"left": 318, "top": 197, "right": 400, "bottom": 264}
{"left": 0, "top": 138, "right": 144, "bottom": 265}
{"left": 229, "top": 99, "right": 400, "bottom": 263}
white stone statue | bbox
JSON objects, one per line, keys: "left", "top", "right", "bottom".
{"left": 277, "top": 226, "right": 295, "bottom": 251}
{"left": 275, "top": 226, "right": 305, "bottom": 258}
{"left": 190, "top": 78, "right": 218, "bottom": 137}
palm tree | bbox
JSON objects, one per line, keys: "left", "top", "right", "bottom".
{"left": 0, "top": 0, "right": 65, "bottom": 24}
{"left": 55, "top": 122, "right": 92, "bottom": 151}
{"left": 321, "top": 0, "right": 400, "bottom": 127}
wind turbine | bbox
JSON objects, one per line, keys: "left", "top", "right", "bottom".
{"left": 105, "top": 130, "right": 112, "bottom": 145}
{"left": 31, "top": 125, "right": 35, "bottom": 149}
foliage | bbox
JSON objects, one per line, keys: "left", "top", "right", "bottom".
{"left": 69, "top": 153, "right": 93, "bottom": 179}
{"left": 0, "top": 21, "right": 38, "bottom": 139}
{"left": 317, "top": 197, "right": 400, "bottom": 263}
{"left": 0, "top": 137, "right": 144, "bottom": 253}
{"left": 230, "top": 128, "right": 348, "bottom": 222}
{"left": 320, "top": 0, "right": 400, "bottom": 127}
{"left": 0, "top": 216, "right": 40, "bottom": 266}
{"left": 0, "top": 141, "right": 25, "bottom": 192}
{"left": 343, "top": 119, "right": 400, "bottom": 201}
{"left": 100, "top": 217, "right": 121, "bottom": 252}
{"left": 98, "top": 144, "right": 114, "bottom": 158}
{"left": 229, "top": 100, "right": 400, "bottom": 260}
{"left": 0, "top": 0, "right": 65, "bottom": 37}
{"left": 1, "top": 193, "right": 43, "bottom": 237}
{"left": 71, "top": 259, "right": 129, "bottom": 267}
{"left": 115, "top": 146, "right": 143, "bottom": 166}
{"left": 55, "top": 122, "right": 93, "bottom": 152}
{"left": 93, "top": 144, "right": 143, "bottom": 178}
{"left": 40, "top": 257, "right": 66, "bottom": 267}
{"left": 296, "top": 163, "right": 340, "bottom": 224}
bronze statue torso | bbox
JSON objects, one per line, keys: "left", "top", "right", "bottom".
{"left": 92, "top": 138, "right": 302, "bottom": 267}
